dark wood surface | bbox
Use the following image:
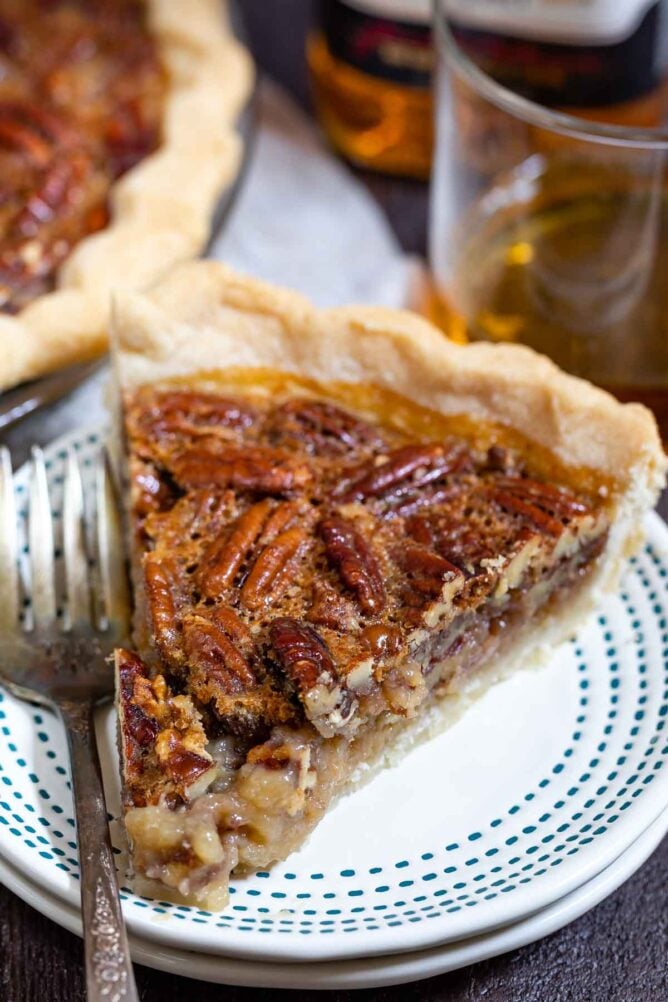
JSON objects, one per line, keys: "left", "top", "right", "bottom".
{"left": 1, "top": 2, "right": 666, "bottom": 999}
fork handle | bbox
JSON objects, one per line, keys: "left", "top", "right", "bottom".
{"left": 59, "top": 700, "right": 139, "bottom": 1002}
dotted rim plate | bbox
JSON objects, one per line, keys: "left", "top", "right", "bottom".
{"left": 0, "top": 428, "right": 666, "bottom": 964}
{"left": 0, "top": 809, "right": 665, "bottom": 989}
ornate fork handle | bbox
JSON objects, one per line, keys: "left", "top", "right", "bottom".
{"left": 60, "top": 700, "right": 139, "bottom": 1002}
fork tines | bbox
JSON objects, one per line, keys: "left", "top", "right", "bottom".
{"left": 95, "top": 450, "right": 130, "bottom": 633}
{"left": 29, "top": 445, "right": 57, "bottom": 628}
{"left": 0, "top": 446, "right": 19, "bottom": 632}
{"left": 63, "top": 447, "right": 90, "bottom": 629}
{"left": 0, "top": 444, "right": 129, "bottom": 638}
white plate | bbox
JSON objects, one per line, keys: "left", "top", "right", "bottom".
{"left": 0, "top": 427, "right": 666, "bottom": 963}
{"left": 0, "top": 809, "right": 665, "bottom": 989}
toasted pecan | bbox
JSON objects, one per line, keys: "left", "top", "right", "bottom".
{"left": 130, "top": 389, "right": 257, "bottom": 444}
{"left": 240, "top": 526, "right": 311, "bottom": 610}
{"left": 267, "top": 399, "right": 385, "bottom": 455}
{"left": 394, "top": 543, "right": 463, "bottom": 597}
{"left": 487, "top": 478, "right": 580, "bottom": 537}
{"left": 168, "top": 443, "right": 312, "bottom": 495}
{"left": 183, "top": 608, "right": 257, "bottom": 696}
{"left": 143, "top": 552, "right": 185, "bottom": 664}
{"left": 268, "top": 618, "right": 358, "bottom": 738}
{"left": 339, "top": 443, "right": 470, "bottom": 504}
{"left": 198, "top": 499, "right": 275, "bottom": 598}
{"left": 307, "top": 580, "right": 357, "bottom": 632}
{"left": 116, "top": 649, "right": 216, "bottom": 808}
{"left": 319, "top": 515, "right": 386, "bottom": 615}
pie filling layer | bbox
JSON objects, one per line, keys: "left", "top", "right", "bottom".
{"left": 116, "top": 374, "right": 612, "bottom": 909}
{"left": 0, "top": 0, "right": 164, "bottom": 313}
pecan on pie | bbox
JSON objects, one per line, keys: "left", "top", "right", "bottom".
{"left": 111, "top": 262, "right": 665, "bottom": 910}
{"left": 0, "top": 1, "right": 252, "bottom": 393}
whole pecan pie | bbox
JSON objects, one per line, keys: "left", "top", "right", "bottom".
{"left": 0, "top": 0, "right": 252, "bottom": 393}
{"left": 112, "top": 262, "right": 666, "bottom": 909}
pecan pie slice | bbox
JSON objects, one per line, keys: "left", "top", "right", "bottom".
{"left": 112, "top": 262, "right": 665, "bottom": 910}
{"left": 0, "top": 1, "right": 252, "bottom": 392}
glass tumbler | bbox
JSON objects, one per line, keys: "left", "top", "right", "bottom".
{"left": 429, "top": 5, "right": 668, "bottom": 439}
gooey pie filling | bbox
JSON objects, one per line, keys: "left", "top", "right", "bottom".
{"left": 117, "top": 376, "right": 612, "bottom": 907}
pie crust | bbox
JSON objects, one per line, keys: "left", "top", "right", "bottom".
{"left": 111, "top": 261, "right": 666, "bottom": 909}
{"left": 112, "top": 260, "right": 665, "bottom": 514}
{"left": 0, "top": 1, "right": 253, "bottom": 394}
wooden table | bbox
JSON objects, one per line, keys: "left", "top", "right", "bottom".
{"left": 1, "top": 3, "right": 666, "bottom": 998}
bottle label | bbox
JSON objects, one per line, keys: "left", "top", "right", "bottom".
{"left": 319, "top": 0, "right": 433, "bottom": 88}
{"left": 451, "top": 3, "right": 661, "bottom": 108}
{"left": 444, "top": 1, "right": 657, "bottom": 47}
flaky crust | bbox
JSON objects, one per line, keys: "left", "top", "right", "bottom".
{"left": 113, "top": 262, "right": 664, "bottom": 480}
{"left": 0, "top": 0, "right": 253, "bottom": 393}
{"left": 112, "top": 260, "right": 666, "bottom": 600}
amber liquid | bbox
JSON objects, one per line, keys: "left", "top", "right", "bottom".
{"left": 428, "top": 162, "right": 668, "bottom": 440}
{"left": 307, "top": 31, "right": 433, "bottom": 179}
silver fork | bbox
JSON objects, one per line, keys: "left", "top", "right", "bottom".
{"left": 0, "top": 444, "right": 138, "bottom": 1002}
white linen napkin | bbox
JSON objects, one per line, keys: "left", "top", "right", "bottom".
{"left": 214, "top": 79, "right": 419, "bottom": 308}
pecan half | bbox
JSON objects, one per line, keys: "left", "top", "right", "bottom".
{"left": 395, "top": 543, "right": 463, "bottom": 597}
{"left": 15, "top": 158, "right": 79, "bottom": 237}
{"left": 386, "top": 482, "right": 466, "bottom": 518}
{"left": 339, "top": 443, "right": 470, "bottom": 504}
{"left": 198, "top": 498, "right": 275, "bottom": 598}
{"left": 487, "top": 477, "right": 584, "bottom": 536}
{"left": 183, "top": 607, "right": 257, "bottom": 697}
{"left": 267, "top": 399, "right": 385, "bottom": 456}
{"left": 116, "top": 649, "right": 160, "bottom": 754}
{"left": 319, "top": 515, "right": 386, "bottom": 615}
{"left": 240, "top": 526, "right": 310, "bottom": 610}
{"left": 183, "top": 605, "right": 295, "bottom": 735}
{"left": 257, "top": 499, "right": 306, "bottom": 545}
{"left": 133, "top": 389, "right": 257, "bottom": 442}
{"left": 0, "top": 102, "right": 54, "bottom": 165}
{"left": 132, "top": 459, "right": 177, "bottom": 518}
{"left": 143, "top": 552, "right": 185, "bottom": 665}
{"left": 360, "top": 624, "right": 403, "bottom": 659}
{"left": 493, "top": 477, "right": 590, "bottom": 516}
{"left": 155, "top": 726, "right": 216, "bottom": 791}
{"left": 115, "top": 650, "right": 217, "bottom": 808}
{"left": 307, "top": 580, "right": 357, "bottom": 632}
{"left": 116, "top": 650, "right": 164, "bottom": 806}
{"left": 406, "top": 497, "right": 521, "bottom": 575}
{"left": 490, "top": 492, "right": 562, "bottom": 536}
{"left": 268, "top": 618, "right": 357, "bottom": 738}
{"left": 144, "top": 488, "right": 233, "bottom": 553}
{"left": 168, "top": 443, "right": 311, "bottom": 495}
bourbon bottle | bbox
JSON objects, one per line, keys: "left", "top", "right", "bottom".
{"left": 308, "top": 0, "right": 434, "bottom": 178}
